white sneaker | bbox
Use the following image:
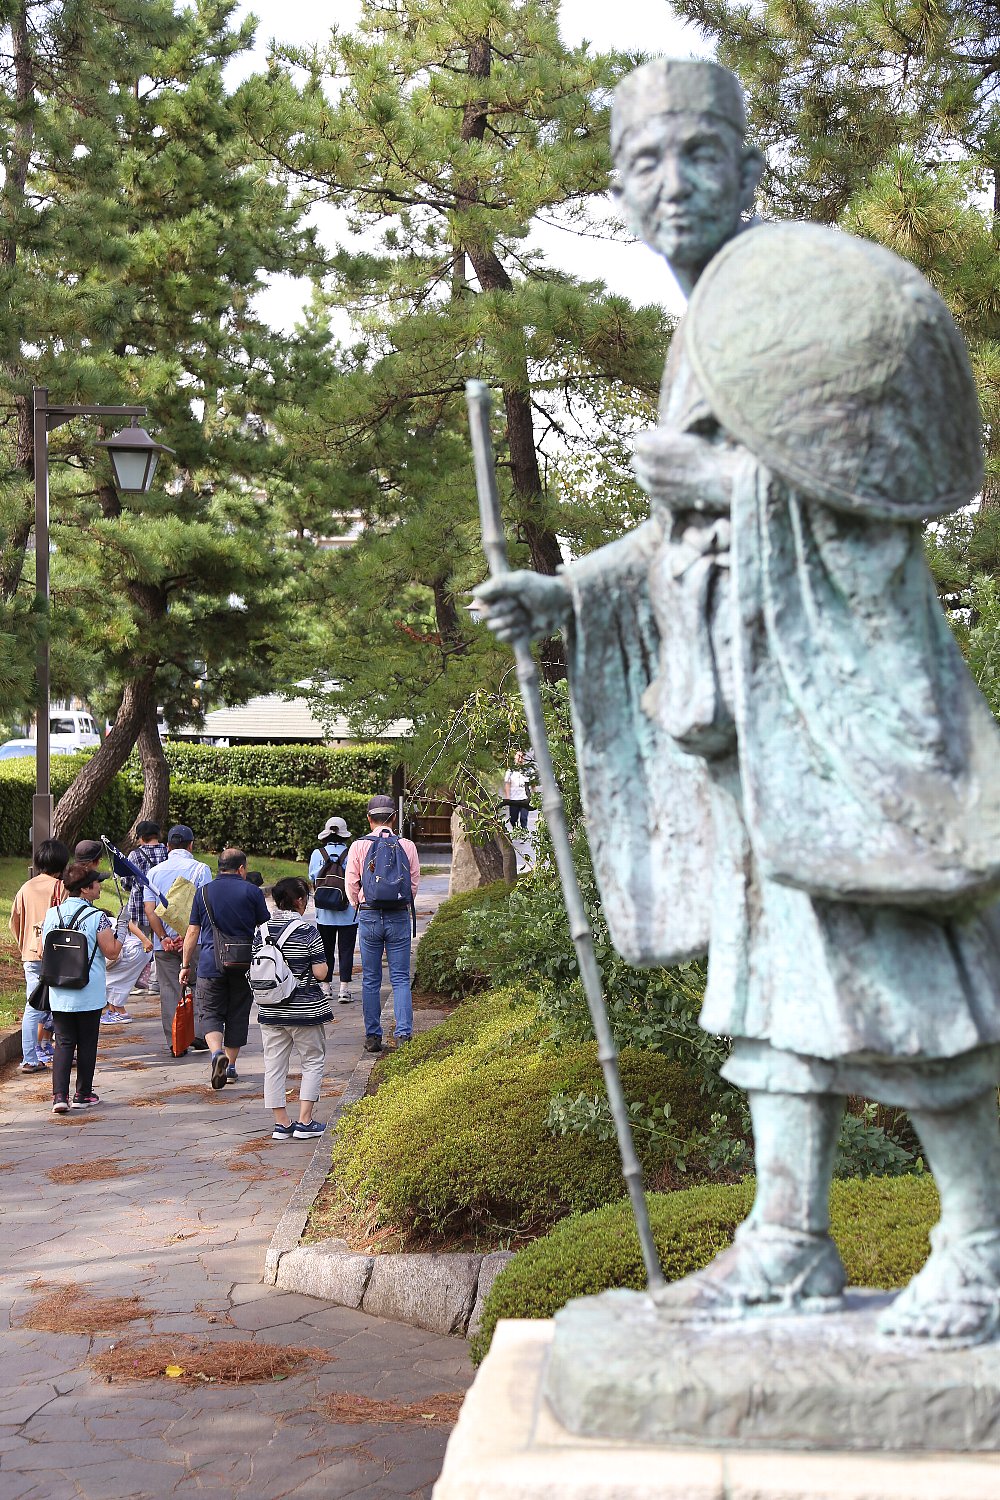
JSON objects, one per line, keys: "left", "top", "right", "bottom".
{"left": 338, "top": 987, "right": 353, "bottom": 1004}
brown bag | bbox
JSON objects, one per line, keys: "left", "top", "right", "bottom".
{"left": 171, "top": 985, "right": 195, "bottom": 1057}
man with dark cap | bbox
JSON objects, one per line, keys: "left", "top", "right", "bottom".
{"left": 73, "top": 839, "right": 104, "bottom": 872}
{"left": 144, "top": 824, "right": 212, "bottom": 1050}
{"left": 123, "top": 821, "right": 167, "bottom": 994}
{"left": 477, "top": 58, "right": 1000, "bottom": 1345}
{"left": 345, "top": 795, "right": 420, "bottom": 1053}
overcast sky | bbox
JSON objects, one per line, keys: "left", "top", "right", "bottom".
{"left": 229, "top": 1, "right": 712, "bottom": 328}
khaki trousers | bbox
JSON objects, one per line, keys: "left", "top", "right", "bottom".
{"left": 260, "top": 1024, "right": 327, "bottom": 1110}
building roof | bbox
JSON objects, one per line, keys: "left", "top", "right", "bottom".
{"left": 170, "top": 694, "right": 410, "bottom": 743}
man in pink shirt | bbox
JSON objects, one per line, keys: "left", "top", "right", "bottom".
{"left": 345, "top": 795, "right": 420, "bottom": 1053}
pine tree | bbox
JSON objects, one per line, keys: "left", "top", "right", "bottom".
{"left": 238, "top": 0, "right": 668, "bottom": 745}
{"left": 0, "top": 0, "right": 311, "bottom": 842}
{"left": 0, "top": 0, "right": 177, "bottom": 716}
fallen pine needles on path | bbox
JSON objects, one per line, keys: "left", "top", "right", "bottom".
{"left": 21, "top": 1281, "right": 154, "bottom": 1334}
{"left": 322, "top": 1391, "right": 464, "bottom": 1427}
{"left": 46, "top": 1158, "right": 149, "bottom": 1184}
{"left": 129, "top": 1084, "right": 227, "bottom": 1108}
{"left": 91, "top": 1335, "right": 331, "bottom": 1384}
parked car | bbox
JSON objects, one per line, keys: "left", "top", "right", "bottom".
{"left": 0, "top": 739, "right": 73, "bottom": 760}
{"left": 47, "top": 710, "right": 100, "bottom": 750}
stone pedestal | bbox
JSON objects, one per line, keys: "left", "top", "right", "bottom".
{"left": 432, "top": 1319, "right": 1000, "bottom": 1500}
{"left": 546, "top": 1288, "right": 1000, "bottom": 1451}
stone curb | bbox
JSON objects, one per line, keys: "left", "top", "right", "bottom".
{"left": 276, "top": 1239, "right": 514, "bottom": 1341}
{"left": 0, "top": 1028, "right": 22, "bottom": 1068}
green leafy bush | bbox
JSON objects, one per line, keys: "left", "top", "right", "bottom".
{"left": 331, "top": 989, "right": 714, "bottom": 1241}
{"left": 0, "top": 759, "right": 140, "bottom": 856}
{"left": 141, "top": 741, "right": 397, "bottom": 792}
{"left": 168, "top": 783, "right": 370, "bottom": 858}
{"left": 413, "top": 882, "right": 510, "bottom": 998}
{"left": 460, "top": 868, "right": 731, "bottom": 1094}
{"left": 835, "top": 1103, "right": 921, "bottom": 1178}
{"left": 0, "top": 757, "right": 373, "bottom": 858}
{"left": 469, "top": 1174, "right": 941, "bottom": 1362}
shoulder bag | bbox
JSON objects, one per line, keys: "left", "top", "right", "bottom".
{"left": 201, "top": 886, "right": 254, "bottom": 970}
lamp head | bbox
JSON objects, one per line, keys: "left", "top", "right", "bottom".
{"left": 97, "top": 419, "right": 175, "bottom": 494}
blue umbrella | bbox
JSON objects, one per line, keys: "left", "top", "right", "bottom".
{"left": 100, "top": 837, "right": 162, "bottom": 900}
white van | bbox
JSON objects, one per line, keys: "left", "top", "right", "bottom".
{"left": 46, "top": 710, "right": 101, "bottom": 751}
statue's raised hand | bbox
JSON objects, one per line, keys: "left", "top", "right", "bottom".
{"left": 474, "top": 571, "right": 572, "bottom": 645}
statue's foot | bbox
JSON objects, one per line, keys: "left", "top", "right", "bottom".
{"left": 651, "top": 1221, "right": 846, "bottom": 1321}
{"left": 878, "top": 1226, "right": 1000, "bottom": 1348}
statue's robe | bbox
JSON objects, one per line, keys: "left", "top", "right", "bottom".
{"left": 564, "top": 342, "right": 1000, "bottom": 1110}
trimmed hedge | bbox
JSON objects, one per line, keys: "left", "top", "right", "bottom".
{"left": 0, "top": 759, "right": 370, "bottom": 858}
{"left": 138, "top": 741, "right": 397, "bottom": 792}
{"left": 469, "top": 1174, "right": 940, "bottom": 1363}
{"left": 0, "top": 758, "right": 140, "bottom": 856}
{"left": 412, "top": 882, "right": 511, "bottom": 998}
{"left": 331, "top": 989, "right": 714, "bottom": 1240}
{"left": 168, "top": 783, "right": 370, "bottom": 859}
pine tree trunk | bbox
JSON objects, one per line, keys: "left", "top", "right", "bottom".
{"left": 432, "top": 576, "right": 465, "bottom": 648}
{"left": 123, "top": 698, "right": 170, "bottom": 849}
{"left": 978, "top": 416, "right": 999, "bottom": 512}
{"left": 0, "top": 2, "right": 37, "bottom": 604}
{"left": 52, "top": 671, "right": 157, "bottom": 847}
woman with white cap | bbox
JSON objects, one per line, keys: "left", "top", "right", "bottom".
{"left": 308, "top": 816, "right": 358, "bottom": 1003}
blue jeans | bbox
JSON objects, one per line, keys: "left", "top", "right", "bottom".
{"left": 21, "top": 961, "right": 46, "bottom": 1066}
{"left": 359, "top": 908, "right": 412, "bottom": 1041}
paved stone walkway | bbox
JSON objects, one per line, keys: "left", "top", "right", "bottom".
{"left": 0, "top": 873, "right": 471, "bottom": 1499}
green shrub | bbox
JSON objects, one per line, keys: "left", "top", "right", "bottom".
{"left": 0, "top": 758, "right": 373, "bottom": 858}
{"left": 130, "top": 741, "right": 397, "bottom": 792}
{"left": 372, "top": 987, "right": 532, "bottom": 1087}
{"left": 0, "top": 759, "right": 140, "bottom": 856}
{"left": 168, "top": 783, "right": 371, "bottom": 858}
{"left": 331, "top": 989, "right": 714, "bottom": 1241}
{"left": 413, "top": 882, "right": 510, "bottom": 998}
{"left": 469, "top": 1174, "right": 940, "bottom": 1362}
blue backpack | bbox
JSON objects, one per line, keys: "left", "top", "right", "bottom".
{"left": 361, "top": 833, "right": 414, "bottom": 924}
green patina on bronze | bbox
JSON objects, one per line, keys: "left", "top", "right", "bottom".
{"left": 476, "top": 58, "right": 1000, "bottom": 1396}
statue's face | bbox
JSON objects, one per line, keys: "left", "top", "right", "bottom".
{"left": 616, "top": 113, "right": 755, "bottom": 282}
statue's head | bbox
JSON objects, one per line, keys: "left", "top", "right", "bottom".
{"left": 611, "top": 60, "right": 763, "bottom": 293}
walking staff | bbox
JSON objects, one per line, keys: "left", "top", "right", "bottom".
{"left": 465, "top": 378, "right": 666, "bottom": 1295}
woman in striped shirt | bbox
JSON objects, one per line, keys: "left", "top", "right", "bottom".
{"left": 253, "top": 877, "right": 331, "bottom": 1141}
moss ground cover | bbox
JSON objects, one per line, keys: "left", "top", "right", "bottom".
{"left": 326, "top": 989, "right": 715, "bottom": 1245}
{"left": 470, "top": 1174, "right": 940, "bottom": 1362}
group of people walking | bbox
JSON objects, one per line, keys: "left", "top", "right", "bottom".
{"left": 8, "top": 794, "right": 421, "bottom": 1136}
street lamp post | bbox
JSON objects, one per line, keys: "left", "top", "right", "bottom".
{"left": 31, "top": 387, "right": 174, "bottom": 855}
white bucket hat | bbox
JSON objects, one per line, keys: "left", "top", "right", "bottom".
{"left": 318, "top": 816, "right": 350, "bottom": 841}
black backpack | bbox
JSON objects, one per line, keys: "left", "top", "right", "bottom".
{"left": 313, "top": 844, "right": 349, "bottom": 912}
{"left": 40, "top": 903, "right": 99, "bottom": 989}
